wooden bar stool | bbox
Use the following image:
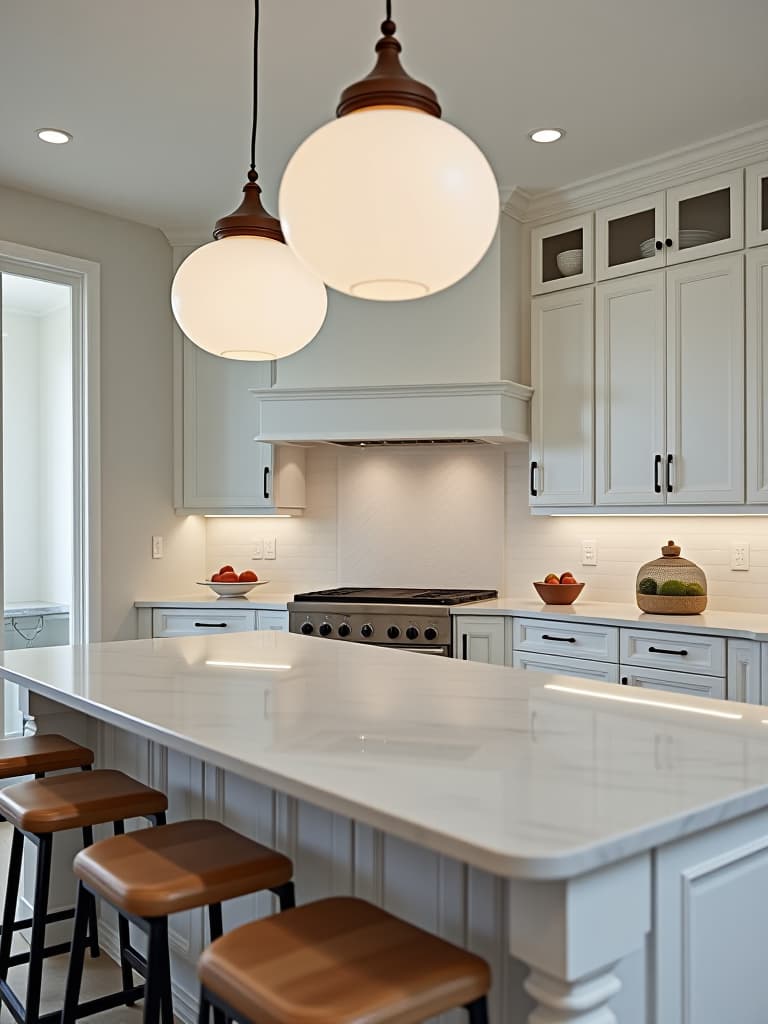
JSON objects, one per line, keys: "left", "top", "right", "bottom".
{"left": 0, "top": 768, "right": 167, "bottom": 1024}
{"left": 61, "top": 819, "right": 295, "bottom": 1024}
{"left": 0, "top": 735, "right": 94, "bottom": 948}
{"left": 197, "top": 896, "right": 491, "bottom": 1024}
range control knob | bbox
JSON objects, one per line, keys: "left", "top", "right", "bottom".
{"left": 300, "top": 622, "right": 314, "bottom": 635}
{"left": 319, "top": 622, "right": 333, "bottom": 637}
{"left": 387, "top": 625, "right": 400, "bottom": 640}
{"left": 406, "top": 626, "right": 419, "bottom": 640}
{"left": 360, "top": 623, "right": 374, "bottom": 639}
{"left": 424, "top": 627, "right": 438, "bottom": 642}
{"left": 338, "top": 623, "right": 351, "bottom": 638}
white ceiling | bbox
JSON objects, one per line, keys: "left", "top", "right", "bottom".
{"left": 1, "top": 274, "right": 70, "bottom": 316}
{"left": 1, "top": 0, "right": 767, "bottom": 234}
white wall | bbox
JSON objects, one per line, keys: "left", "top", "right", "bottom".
{"left": 2, "top": 310, "right": 41, "bottom": 602}
{"left": 0, "top": 184, "right": 205, "bottom": 640}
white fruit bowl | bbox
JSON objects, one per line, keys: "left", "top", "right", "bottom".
{"left": 197, "top": 580, "right": 269, "bottom": 597}
{"left": 556, "top": 249, "right": 583, "bottom": 276}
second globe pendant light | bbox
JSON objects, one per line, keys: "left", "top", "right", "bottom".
{"left": 279, "top": 1, "right": 500, "bottom": 302}
{"left": 171, "top": 0, "right": 327, "bottom": 361}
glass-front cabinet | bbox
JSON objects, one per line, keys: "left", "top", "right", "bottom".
{"left": 664, "top": 169, "right": 743, "bottom": 264}
{"left": 746, "top": 160, "right": 768, "bottom": 248}
{"left": 596, "top": 193, "right": 666, "bottom": 280}
{"left": 530, "top": 213, "right": 593, "bottom": 294}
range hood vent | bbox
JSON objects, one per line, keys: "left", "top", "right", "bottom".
{"left": 331, "top": 438, "right": 486, "bottom": 447}
{"left": 250, "top": 381, "right": 532, "bottom": 446}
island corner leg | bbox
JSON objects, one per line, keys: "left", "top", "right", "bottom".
{"left": 506, "top": 854, "right": 651, "bottom": 1023}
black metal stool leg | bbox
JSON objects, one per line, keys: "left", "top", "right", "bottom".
{"left": 271, "top": 880, "right": 295, "bottom": 911}
{"left": 61, "top": 882, "right": 92, "bottom": 1024}
{"left": 112, "top": 820, "right": 136, "bottom": 1004}
{"left": 81, "top": 825, "right": 101, "bottom": 959}
{"left": 0, "top": 828, "right": 23, "bottom": 981}
{"left": 198, "top": 987, "right": 211, "bottom": 1024}
{"left": 24, "top": 834, "right": 53, "bottom": 1024}
{"left": 465, "top": 996, "right": 489, "bottom": 1024}
{"left": 145, "top": 917, "right": 170, "bottom": 1024}
{"left": 207, "top": 904, "right": 226, "bottom": 1024}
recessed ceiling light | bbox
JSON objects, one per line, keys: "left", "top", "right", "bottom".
{"left": 528, "top": 128, "right": 564, "bottom": 144}
{"left": 36, "top": 128, "right": 73, "bottom": 145}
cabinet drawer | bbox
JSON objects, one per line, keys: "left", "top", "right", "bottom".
{"left": 620, "top": 628, "right": 725, "bottom": 676}
{"left": 152, "top": 609, "right": 257, "bottom": 638}
{"left": 257, "top": 610, "right": 288, "bottom": 631}
{"left": 513, "top": 618, "right": 618, "bottom": 662}
{"left": 513, "top": 651, "right": 619, "bottom": 683}
{"left": 620, "top": 664, "right": 725, "bottom": 700}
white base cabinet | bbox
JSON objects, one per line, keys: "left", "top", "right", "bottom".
{"left": 454, "top": 616, "right": 507, "bottom": 665}
{"left": 513, "top": 650, "right": 619, "bottom": 683}
{"left": 137, "top": 606, "right": 289, "bottom": 639}
{"left": 619, "top": 665, "right": 725, "bottom": 700}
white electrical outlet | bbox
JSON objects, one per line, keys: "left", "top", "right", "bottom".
{"left": 252, "top": 540, "right": 264, "bottom": 560}
{"left": 264, "top": 537, "right": 277, "bottom": 560}
{"left": 581, "top": 540, "right": 597, "bottom": 566}
{"left": 731, "top": 542, "right": 750, "bottom": 570}
{"left": 151, "top": 536, "right": 164, "bottom": 559}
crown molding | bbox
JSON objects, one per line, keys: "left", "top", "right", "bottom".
{"left": 503, "top": 119, "right": 768, "bottom": 225}
{"left": 500, "top": 187, "right": 532, "bottom": 222}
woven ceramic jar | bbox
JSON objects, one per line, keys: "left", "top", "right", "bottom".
{"left": 636, "top": 540, "right": 707, "bottom": 614}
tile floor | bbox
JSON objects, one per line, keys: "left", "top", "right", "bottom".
{"left": 0, "top": 822, "right": 147, "bottom": 1022}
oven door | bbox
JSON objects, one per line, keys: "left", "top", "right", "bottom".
{"left": 378, "top": 644, "right": 451, "bottom": 657}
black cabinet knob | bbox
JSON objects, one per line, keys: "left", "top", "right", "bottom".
{"left": 338, "top": 623, "right": 351, "bottom": 638}
{"left": 406, "top": 626, "right": 419, "bottom": 640}
{"left": 300, "top": 622, "right": 314, "bottom": 635}
{"left": 665, "top": 238, "right": 673, "bottom": 247}
{"left": 655, "top": 240, "right": 663, "bottom": 251}
{"left": 424, "top": 627, "right": 438, "bottom": 642}
{"left": 387, "top": 626, "right": 400, "bottom": 639}
{"left": 319, "top": 622, "right": 333, "bottom": 637}
{"left": 361, "top": 624, "right": 374, "bottom": 639}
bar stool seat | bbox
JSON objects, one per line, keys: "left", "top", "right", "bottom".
{"left": 198, "top": 896, "right": 491, "bottom": 1024}
{"left": 0, "top": 734, "right": 93, "bottom": 779}
{"left": 73, "top": 819, "right": 294, "bottom": 917}
{"left": 0, "top": 768, "right": 167, "bottom": 833}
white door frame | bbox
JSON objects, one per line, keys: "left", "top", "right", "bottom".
{"left": 0, "top": 240, "right": 101, "bottom": 644}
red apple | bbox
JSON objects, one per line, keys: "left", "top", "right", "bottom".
{"left": 239, "top": 570, "right": 258, "bottom": 583}
{"left": 219, "top": 571, "right": 239, "bottom": 583}
{"left": 219, "top": 565, "right": 235, "bottom": 575}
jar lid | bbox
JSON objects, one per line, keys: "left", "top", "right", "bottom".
{"left": 644, "top": 540, "right": 697, "bottom": 568}
{"left": 662, "top": 539, "right": 681, "bottom": 557}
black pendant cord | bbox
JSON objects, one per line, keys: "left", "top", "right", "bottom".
{"left": 386, "top": 0, "right": 392, "bottom": 20}
{"left": 249, "top": 0, "right": 259, "bottom": 176}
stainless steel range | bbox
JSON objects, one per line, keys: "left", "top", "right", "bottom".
{"left": 288, "top": 588, "right": 498, "bottom": 657}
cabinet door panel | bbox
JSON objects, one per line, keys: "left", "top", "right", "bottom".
{"left": 596, "top": 193, "right": 666, "bottom": 281}
{"left": 530, "top": 214, "right": 594, "bottom": 295}
{"left": 620, "top": 665, "right": 725, "bottom": 700}
{"left": 513, "top": 651, "right": 618, "bottom": 683}
{"left": 666, "top": 254, "right": 744, "bottom": 504}
{"left": 596, "top": 272, "right": 666, "bottom": 504}
{"left": 183, "top": 340, "right": 273, "bottom": 509}
{"left": 746, "top": 247, "right": 768, "bottom": 502}
{"left": 665, "top": 170, "right": 744, "bottom": 265}
{"left": 454, "top": 616, "right": 506, "bottom": 665}
{"left": 530, "top": 288, "right": 594, "bottom": 506}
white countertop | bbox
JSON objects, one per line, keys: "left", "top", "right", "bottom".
{"left": 3, "top": 631, "right": 768, "bottom": 880}
{"left": 452, "top": 597, "right": 768, "bottom": 640}
{"left": 4, "top": 602, "right": 69, "bottom": 618}
{"left": 134, "top": 594, "right": 292, "bottom": 610}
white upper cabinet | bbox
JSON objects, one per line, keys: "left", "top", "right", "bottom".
{"left": 747, "top": 246, "right": 768, "bottom": 502}
{"left": 596, "top": 193, "right": 666, "bottom": 281}
{"left": 530, "top": 214, "right": 594, "bottom": 295}
{"left": 666, "top": 253, "right": 744, "bottom": 504}
{"left": 180, "top": 340, "right": 306, "bottom": 514}
{"left": 746, "top": 160, "right": 768, "bottom": 248}
{"left": 664, "top": 170, "right": 744, "bottom": 265}
{"left": 596, "top": 272, "right": 666, "bottom": 504}
{"left": 530, "top": 287, "right": 594, "bottom": 506}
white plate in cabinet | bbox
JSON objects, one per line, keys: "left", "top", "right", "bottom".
{"left": 513, "top": 651, "right": 619, "bottom": 683}
{"left": 620, "top": 665, "right": 725, "bottom": 700}
{"left": 596, "top": 192, "right": 666, "bottom": 281}
{"left": 664, "top": 169, "right": 744, "bottom": 265}
{"left": 513, "top": 618, "right": 618, "bottom": 663}
{"left": 152, "top": 609, "right": 257, "bottom": 638}
{"left": 530, "top": 213, "right": 594, "bottom": 295}
{"left": 620, "top": 629, "right": 725, "bottom": 677}
{"left": 257, "top": 610, "right": 289, "bottom": 631}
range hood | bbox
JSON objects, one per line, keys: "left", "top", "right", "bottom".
{"left": 249, "top": 381, "right": 532, "bottom": 445}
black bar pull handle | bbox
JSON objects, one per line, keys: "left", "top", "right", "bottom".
{"left": 621, "top": 677, "right": 629, "bottom": 685}
{"left": 263, "top": 466, "right": 271, "bottom": 500}
{"left": 462, "top": 634, "right": 468, "bottom": 660}
{"left": 648, "top": 646, "right": 688, "bottom": 657}
{"left": 195, "top": 622, "right": 228, "bottom": 629}
{"left": 653, "top": 454, "right": 662, "bottom": 494}
{"left": 530, "top": 461, "right": 538, "bottom": 497}
{"left": 666, "top": 453, "right": 673, "bottom": 492}
{"left": 542, "top": 634, "right": 576, "bottom": 643}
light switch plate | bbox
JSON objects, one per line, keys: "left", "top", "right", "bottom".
{"left": 264, "top": 537, "right": 277, "bottom": 560}
{"left": 581, "top": 540, "right": 597, "bottom": 566}
{"left": 731, "top": 542, "right": 750, "bottom": 570}
{"left": 252, "top": 540, "right": 264, "bottom": 560}
{"left": 151, "top": 536, "right": 164, "bottom": 559}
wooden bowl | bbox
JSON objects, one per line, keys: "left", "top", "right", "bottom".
{"left": 532, "top": 581, "right": 585, "bottom": 605}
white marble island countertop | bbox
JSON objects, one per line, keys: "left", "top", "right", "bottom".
{"left": 3, "top": 632, "right": 768, "bottom": 881}
{"left": 453, "top": 596, "right": 768, "bottom": 639}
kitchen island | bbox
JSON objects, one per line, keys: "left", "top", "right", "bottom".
{"left": 2, "top": 632, "right": 768, "bottom": 1023}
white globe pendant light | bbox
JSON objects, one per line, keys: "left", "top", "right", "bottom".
{"left": 279, "top": 3, "right": 500, "bottom": 302}
{"left": 171, "top": 1, "right": 327, "bottom": 360}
